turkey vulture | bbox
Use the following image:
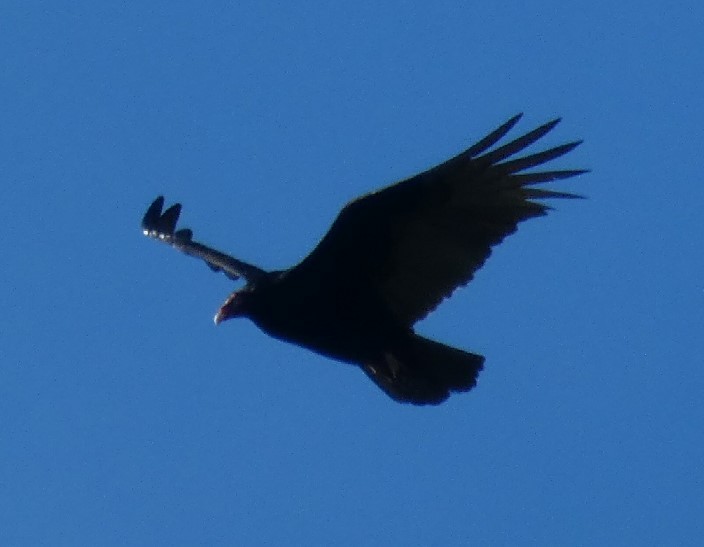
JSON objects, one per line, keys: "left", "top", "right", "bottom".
{"left": 141, "top": 114, "right": 586, "bottom": 405}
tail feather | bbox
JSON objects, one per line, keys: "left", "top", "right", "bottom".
{"left": 362, "top": 335, "right": 484, "bottom": 405}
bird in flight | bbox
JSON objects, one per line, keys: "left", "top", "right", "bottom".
{"left": 142, "top": 114, "right": 586, "bottom": 405}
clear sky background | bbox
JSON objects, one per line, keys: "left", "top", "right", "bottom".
{"left": 2, "top": 1, "right": 703, "bottom": 545}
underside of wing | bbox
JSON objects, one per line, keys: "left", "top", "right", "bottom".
{"left": 141, "top": 196, "right": 265, "bottom": 282}
{"left": 294, "top": 114, "right": 587, "bottom": 325}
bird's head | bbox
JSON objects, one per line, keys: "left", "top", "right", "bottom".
{"left": 213, "top": 287, "right": 253, "bottom": 325}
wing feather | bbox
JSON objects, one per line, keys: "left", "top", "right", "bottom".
{"left": 292, "top": 115, "right": 586, "bottom": 324}
{"left": 141, "top": 196, "right": 265, "bottom": 282}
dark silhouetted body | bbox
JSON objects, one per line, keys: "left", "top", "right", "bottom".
{"left": 141, "top": 114, "right": 586, "bottom": 405}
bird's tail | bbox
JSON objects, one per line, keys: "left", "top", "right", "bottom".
{"left": 362, "top": 335, "right": 484, "bottom": 405}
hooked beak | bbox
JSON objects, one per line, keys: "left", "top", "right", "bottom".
{"left": 213, "top": 292, "right": 240, "bottom": 325}
{"left": 213, "top": 307, "right": 227, "bottom": 325}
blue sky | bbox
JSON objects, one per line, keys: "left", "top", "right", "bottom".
{"left": 2, "top": 1, "right": 703, "bottom": 545}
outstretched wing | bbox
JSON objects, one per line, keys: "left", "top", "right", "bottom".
{"left": 141, "top": 196, "right": 265, "bottom": 282}
{"left": 293, "top": 114, "right": 587, "bottom": 325}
